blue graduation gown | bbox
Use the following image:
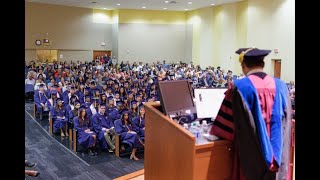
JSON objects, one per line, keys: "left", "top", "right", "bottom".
{"left": 91, "top": 113, "right": 115, "bottom": 150}
{"left": 114, "top": 119, "right": 140, "bottom": 148}
{"left": 51, "top": 107, "right": 68, "bottom": 133}
{"left": 132, "top": 116, "right": 145, "bottom": 138}
{"left": 73, "top": 117, "right": 96, "bottom": 148}
{"left": 34, "top": 90, "right": 49, "bottom": 113}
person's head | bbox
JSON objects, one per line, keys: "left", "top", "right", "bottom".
{"left": 101, "top": 94, "right": 107, "bottom": 101}
{"left": 99, "top": 103, "right": 106, "bottom": 114}
{"left": 108, "top": 96, "right": 114, "bottom": 106}
{"left": 39, "top": 84, "right": 45, "bottom": 91}
{"left": 235, "top": 48, "right": 271, "bottom": 76}
{"left": 70, "top": 86, "right": 76, "bottom": 94}
{"left": 131, "top": 100, "right": 137, "bottom": 109}
{"left": 122, "top": 111, "right": 130, "bottom": 121}
{"left": 94, "top": 89, "right": 100, "bottom": 96}
{"left": 115, "top": 92, "right": 120, "bottom": 99}
{"left": 85, "top": 95, "right": 91, "bottom": 102}
{"left": 135, "top": 94, "right": 142, "bottom": 102}
{"left": 117, "top": 101, "right": 124, "bottom": 111}
{"left": 74, "top": 101, "right": 81, "bottom": 109}
{"left": 139, "top": 105, "right": 145, "bottom": 116}
{"left": 57, "top": 98, "right": 63, "bottom": 107}
{"left": 51, "top": 90, "right": 57, "bottom": 99}
{"left": 79, "top": 107, "right": 87, "bottom": 118}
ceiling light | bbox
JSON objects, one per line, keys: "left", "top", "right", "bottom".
{"left": 163, "top": 8, "right": 167, "bottom": 10}
{"left": 210, "top": 4, "right": 215, "bottom": 6}
{"left": 103, "top": 8, "right": 107, "bottom": 10}
{"left": 185, "top": 9, "right": 189, "bottom": 10}
{"left": 117, "top": 3, "right": 120, "bottom": 6}
{"left": 91, "top": 1, "right": 98, "bottom": 4}
{"left": 142, "top": 6, "right": 146, "bottom": 9}
{"left": 188, "top": 2, "right": 192, "bottom": 5}
{"left": 165, "top": 1, "right": 169, "bottom": 3}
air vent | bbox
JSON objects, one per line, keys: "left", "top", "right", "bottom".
{"left": 169, "top": 1, "right": 178, "bottom": 4}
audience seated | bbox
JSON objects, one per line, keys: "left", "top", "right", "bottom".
{"left": 27, "top": 59, "right": 293, "bottom": 160}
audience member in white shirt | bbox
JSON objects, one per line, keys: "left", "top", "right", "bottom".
{"left": 25, "top": 75, "right": 35, "bottom": 85}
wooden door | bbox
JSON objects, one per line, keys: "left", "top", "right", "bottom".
{"left": 273, "top": 59, "right": 281, "bottom": 78}
{"left": 93, "top": 51, "right": 111, "bottom": 60}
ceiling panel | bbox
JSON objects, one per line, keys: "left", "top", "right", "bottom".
{"left": 25, "top": 0, "right": 243, "bottom": 11}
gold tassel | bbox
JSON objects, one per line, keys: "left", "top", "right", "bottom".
{"left": 238, "top": 48, "right": 255, "bottom": 63}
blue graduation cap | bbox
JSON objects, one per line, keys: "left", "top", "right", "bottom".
{"left": 56, "top": 98, "right": 63, "bottom": 102}
{"left": 121, "top": 110, "right": 130, "bottom": 116}
{"left": 79, "top": 105, "right": 87, "bottom": 112}
{"left": 116, "top": 100, "right": 124, "bottom": 106}
{"left": 90, "top": 81, "right": 96, "bottom": 85}
{"left": 114, "top": 91, "right": 120, "bottom": 95}
{"left": 39, "top": 84, "right": 45, "bottom": 88}
{"left": 53, "top": 84, "right": 59, "bottom": 88}
{"left": 85, "top": 95, "right": 91, "bottom": 99}
{"left": 50, "top": 90, "right": 57, "bottom": 95}
{"left": 131, "top": 100, "right": 137, "bottom": 105}
{"left": 70, "top": 95, "right": 77, "bottom": 100}
{"left": 123, "top": 97, "right": 128, "bottom": 101}
{"left": 84, "top": 87, "right": 90, "bottom": 91}
{"left": 74, "top": 100, "right": 81, "bottom": 105}
{"left": 108, "top": 96, "right": 114, "bottom": 101}
{"left": 136, "top": 93, "right": 142, "bottom": 97}
{"left": 235, "top": 48, "right": 271, "bottom": 63}
{"left": 138, "top": 104, "right": 144, "bottom": 109}
{"left": 100, "top": 93, "right": 106, "bottom": 97}
{"left": 127, "top": 91, "right": 133, "bottom": 95}
{"left": 99, "top": 103, "right": 107, "bottom": 108}
{"left": 70, "top": 85, "right": 76, "bottom": 90}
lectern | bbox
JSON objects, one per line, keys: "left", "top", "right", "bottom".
{"left": 144, "top": 102, "right": 233, "bottom": 180}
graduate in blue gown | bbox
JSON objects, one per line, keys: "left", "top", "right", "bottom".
{"left": 34, "top": 84, "right": 49, "bottom": 117}
{"left": 132, "top": 104, "right": 145, "bottom": 138}
{"left": 73, "top": 106, "right": 98, "bottom": 156}
{"left": 91, "top": 103, "right": 116, "bottom": 152}
{"left": 115, "top": 111, "right": 143, "bottom": 160}
{"left": 106, "top": 96, "right": 116, "bottom": 116}
{"left": 68, "top": 100, "right": 81, "bottom": 129}
{"left": 130, "top": 100, "right": 139, "bottom": 119}
{"left": 51, "top": 98, "right": 68, "bottom": 136}
{"left": 46, "top": 90, "right": 57, "bottom": 111}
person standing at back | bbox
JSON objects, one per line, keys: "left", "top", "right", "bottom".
{"left": 210, "top": 48, "right": 291, "bottom": 180}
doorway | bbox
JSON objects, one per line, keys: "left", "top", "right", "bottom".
{"left": 273, "top": 59, "right": 281, "bottom": 78}
{"left": 93, "top": 50, "right": 111, "bottom": 60}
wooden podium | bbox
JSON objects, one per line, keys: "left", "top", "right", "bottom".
{"left": 144, "top": 102, "right": 233, "bottom": 180}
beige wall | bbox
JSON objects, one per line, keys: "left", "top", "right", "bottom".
{"left": 25, "top": 50, "right": 37, "bottom": 64}
{"left": 25, "top": 2, "right": 113, "bottom": 51}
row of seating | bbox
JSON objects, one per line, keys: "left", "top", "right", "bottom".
{"left": 33, "top": 104, "right": 139, "bottom": 157}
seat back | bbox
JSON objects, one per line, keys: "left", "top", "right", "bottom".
{"left": 25, "top": 84, "right": 35, "bottom": 93}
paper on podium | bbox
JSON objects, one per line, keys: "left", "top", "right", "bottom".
{"left": 194, "top": 88, "right": 227, "bottom": 118}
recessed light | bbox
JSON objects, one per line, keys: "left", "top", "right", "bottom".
{"left": 91, "top": 1, "right": 98, "bottom": 4}
{"left": 142, "top": 6, "right": 146, "bottom": 9}
{"left": 188, "top": 2, "right": 192, "bottom": 5}
{"left": 117, "top": 3, "right": 120, "bottom": 6}
{"left": 165, "top": 1, "right": 169, "bottom": 3}
{"left": 163, "top": 8, "right": 167, "bottom": 10}
{"left": 210, "top": 4, "right": 215, "bottom": 6}
{"left": 103, "top": 8, "right": 107, "bottom": 10}
{"left": 185, "top": 9, "right": 189, "bottom": 10}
